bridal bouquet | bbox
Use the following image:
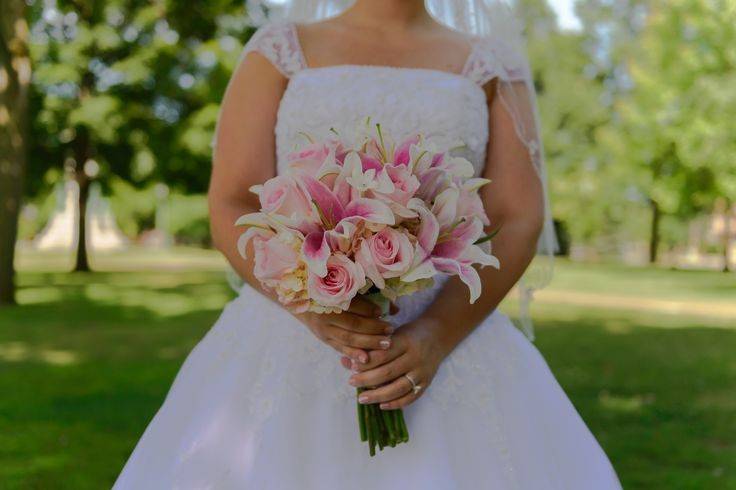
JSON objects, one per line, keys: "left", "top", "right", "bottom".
{"left": 236, "top": 122, "right": 499, "bottom": 455}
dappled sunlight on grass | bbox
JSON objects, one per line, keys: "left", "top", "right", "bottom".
{"left": 598, "top": 391, "right": 656, "bottom": 413}
{"left": 1, "top": 258, "right": 734, "bottom": 489}
{"left": 16, "top": 286, "right": 64, "bottom": 305}
{"left": 0, "top": 342, "right": 80, "bottom": 366}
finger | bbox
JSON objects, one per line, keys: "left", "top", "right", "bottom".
{"left": 353, "top": 332, "right": 410, "bottom": 372}
{"left": 379, "top": 387, "right": 422, "bottom": 410}
{"left": 347, "top": 297, "right": 382, "bottom": 318}
{"left": 325, "top": 339, "right": 369, "bottom": 364}
{"left": 357, "top": 374, "right": 414, "bottom": 405}
{"left": 329, "top": 313, "right": 393, "bottom": 335}
{"left": 349, "top": 355, "right": 411, "bottom": 388}
{"left": 340, "top": 356, "right": 352, "bottom": 370}
{"left": 325, "top": 325, "right": 393, "bottom": 351}
{"left": 352, "top": 345, "right": 404, "bottom": 373}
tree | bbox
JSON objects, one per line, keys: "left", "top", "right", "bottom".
{"left": 28, "top": 0, "right": 248, "bottom": 271}
{"left": 0, "top": 0, "right": 30, "bottom": 304}
{"left": 516, "top": 0, "right": 613, "bottom": 249}
{"left": 601, "top": 0, "right": 736, "bottom": 263}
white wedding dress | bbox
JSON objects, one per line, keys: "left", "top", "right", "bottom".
{"left": 115, "top": 23, "right": 621, "bottom": 490}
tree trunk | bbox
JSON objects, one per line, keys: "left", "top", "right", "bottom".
{"left": 0, "top": 0, "right": 30, "bottom": 305}
{"left": 649, "top": 199, "right": 661, "bottom": 264}
{"left": 72, "top": 128, "right": 92, "bottom": 272}
{"left": 723, "top": 200, "right": 732, "bottom": 273}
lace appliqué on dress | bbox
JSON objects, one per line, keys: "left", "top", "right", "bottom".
{"left": 241, "top": 22, "right": 307, "bottom": 78}
{"left": 462, "top": 37, "right": 530, "bottom": 86}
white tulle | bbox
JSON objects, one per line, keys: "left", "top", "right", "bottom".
{"left": 114, "top": 23, "right": 621, "bottom": 489}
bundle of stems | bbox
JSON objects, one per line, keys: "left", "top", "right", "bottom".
{"left": 356, "top": 387, "right": 409, "bottom": 456}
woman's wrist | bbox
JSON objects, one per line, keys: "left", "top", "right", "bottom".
{"left": 405, "top": 316, "right": 454, "bottom": 365}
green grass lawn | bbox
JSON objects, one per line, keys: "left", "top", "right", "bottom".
{"left": 1, "top": 251, "right": 734, "bottom": 489}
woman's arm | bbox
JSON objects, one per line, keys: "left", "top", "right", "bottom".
{"left": 209, "top": 51, "right": 286, "bottom": 288}
{"left": 208, "top": 50, "right": 392, "bottom": 363}
{"left": 345, "top": 81, "right": 545, "bottom": 408}
{"left": 406, "top": 80, "right": 545, "bottom": 359}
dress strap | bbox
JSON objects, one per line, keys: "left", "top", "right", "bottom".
{"left": 241, "top": 22, "right": 307, "bottom": 78}
{"left": 461, "top": 37, "right": 530, "bottom": 87}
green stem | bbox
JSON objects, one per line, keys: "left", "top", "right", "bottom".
{"left": 357, "top": 390, "right": 367, "bottom": 442}
{"left": 381, "top": 408, "right": 396, "bottom": 444}
{"left": 369, "top": 405, "right": 379, "bottom": 456}
{"left": 397, "top": 410, "right": 409, "bottom": 442}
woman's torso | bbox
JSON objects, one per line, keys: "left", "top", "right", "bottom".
{"left": 242, "top": 21, "right": 505, "bottom": 324}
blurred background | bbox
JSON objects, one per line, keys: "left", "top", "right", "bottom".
{"left": 0, "top": 0, "right": 734, "bottom": 488}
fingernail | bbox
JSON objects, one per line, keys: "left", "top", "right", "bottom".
{"left": 350, "top": 361, "right": 359, "bottom": 373}
{"left": 380, "top": 339, "right": 391, "bottom": 349}
{"left": 379, "top": 403, "right": 389, "bottom": 410}
{"left": 384, "top": 326, "right": 394, "bottom": 335}
{"left": 359, "top": 354, "right": 368, "bottom": 363}
{"left": 349, "top": 378, "right": 359, "bottom": 387}
{"left": 358, "top": 395, "right": 369, "bottom": 404}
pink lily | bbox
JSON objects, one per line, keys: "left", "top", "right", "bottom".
{"left": 392, "top": 135, "right": 420, "bottom": 166}
{"left": 297, "top": 173, "right": 395, "bottom": 277}
{"left": 401, "top": 199, "right": 498, "bottom": 303}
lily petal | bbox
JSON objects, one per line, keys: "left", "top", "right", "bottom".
{"left": 237, "top": 227, "right": 273, "bottom": 259}
{"left": 432, "top": 257, "right": 482, "bottom": 303}
{"left": 445, "top": 156, "right": 475, "bottom": 178}
{"left": 315, "top": 147, "right": 342, "bottom": 180}
{"left": 462, "top": 244, "right": 501, "bottom": 269}
{"left": 432, "top": 187, "right": 460, "bottom": 230}
{"left": 462, "top": 177, "right": 492, "bottom": 192}
{"left": 393, "top": 135, "right": 420, "bottom": 165}
{"left": 408, "top": 198, "right": 439, "bottom": 257}
{"left": 344, "top": 198, "right": 395, "bottom": 225}
{"left": 324, "top": 220, "right": 358, "bottom": 253}
{"left": 401, "top": 258, "right": 438, "bottom": 283}
{"left": 235, "top": 212, "right": 270, "bottom": 228}
{"left": 302, "top": 231, "right": 330, "bottom": 277}
{"left": 298, "top": 173, "right": 345, "bottom": 226}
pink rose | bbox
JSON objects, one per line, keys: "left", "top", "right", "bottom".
{"left": 256, "top": 175, "right": 313, "bottom": 220}
{"left": 356, "top": 227, "right": 414, "bottom": 289}
{"left": 307, "top": 254, "right": 366, "bottom": 309}
{"left": 252, "top": 234, "right": 300, "bottom": 284}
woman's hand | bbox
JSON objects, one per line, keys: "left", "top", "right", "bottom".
{"left": 340, "top": 318, "right": 447, "bottom": 410}
{"left": 294, "top": 297, "right": 394, "bottom": 364}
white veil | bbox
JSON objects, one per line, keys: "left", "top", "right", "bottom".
{"left": 244, "top": 0, "right": 556, "bottom": 339}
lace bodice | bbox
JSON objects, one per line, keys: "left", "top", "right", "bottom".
{"left": 240, "top": 22, "right": 515, "bottom": 324}
{"left": 242, "top": 22, "right": 519, "bottom": 169}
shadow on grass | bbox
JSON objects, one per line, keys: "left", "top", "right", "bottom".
{"left": 529, "top": 311, "right": 736, "bottom": 490}
{"left": 1, "top": 271, "right": 734, "bottom": 489}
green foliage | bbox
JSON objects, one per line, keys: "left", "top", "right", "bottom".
{"left": 525, "top": 0, "right": 736, "bottom": 255}
{"left": 26, "top": 0, "right": 252, "bottom": 198}
{"left": 107, "top": 178, "right": 157, "bottom": 237}
{"left": 21, "top": 0, "right": 734, "bottom": 256}
{"left": 106, "top": 179, "right": 210, "bottom": 244}
{"left": 166, "top": 193, "right": 211, "bottom": 246}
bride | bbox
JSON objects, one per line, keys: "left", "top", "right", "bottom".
{"left": 115, "top": 1, "right": 622, "bottom": 488}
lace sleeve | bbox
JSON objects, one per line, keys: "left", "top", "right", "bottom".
{"left": 239, "top": 22, "right": 307, "bottom": 78}
{"left": 462, "top": 37, "right": 530, "bottom": 86}
{"left": 463, "top": 35, "right": 557, "bottom": 340}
